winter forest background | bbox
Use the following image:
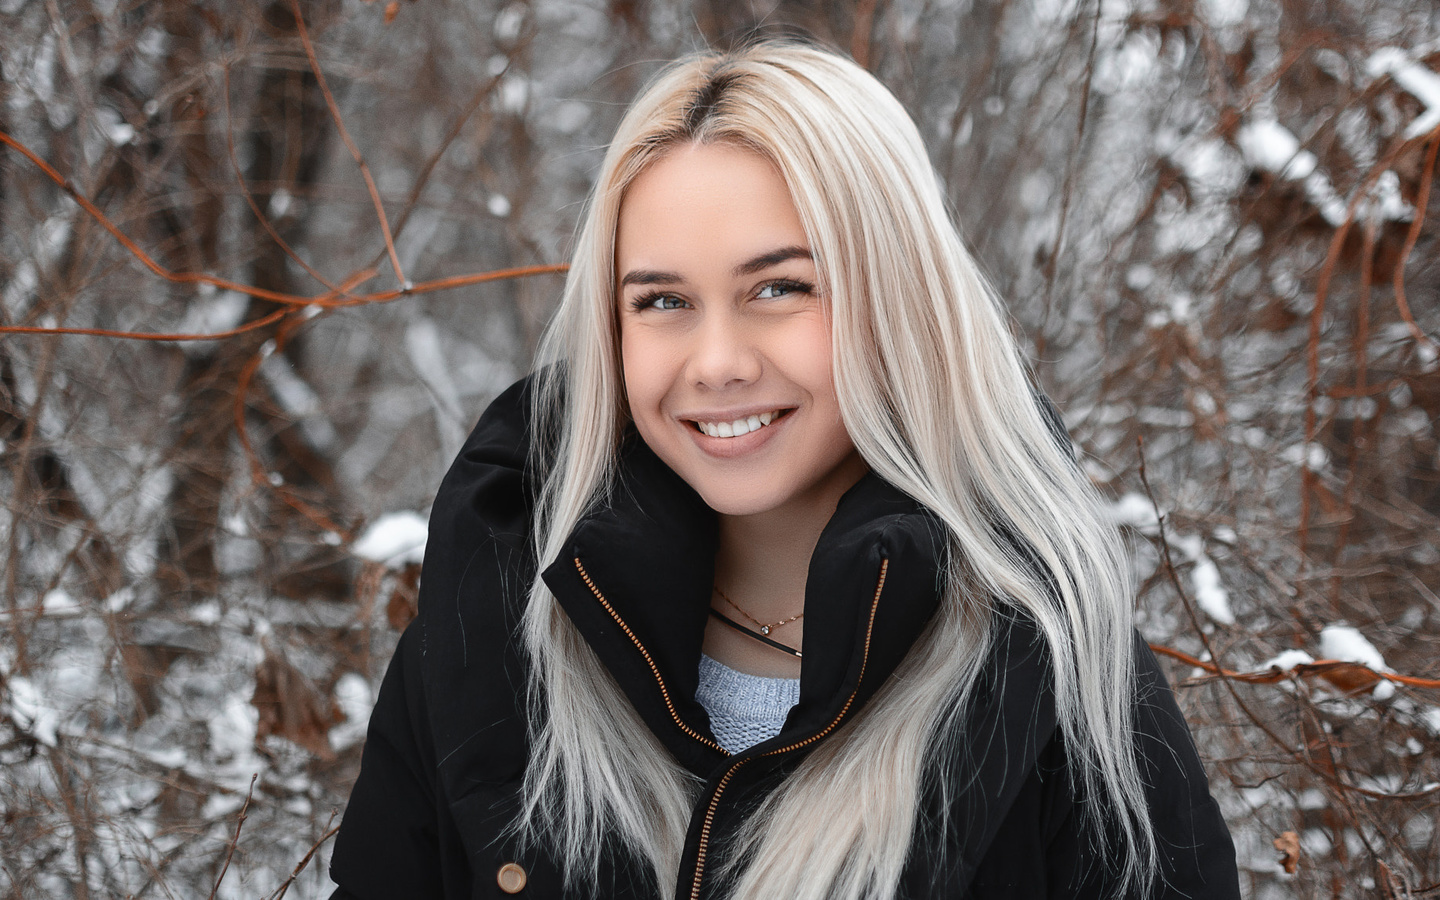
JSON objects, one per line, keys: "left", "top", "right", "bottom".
{"left": 2, "top": 0, "right": 1440, "bottom": 896}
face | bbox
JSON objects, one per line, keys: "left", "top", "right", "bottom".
{"left": 615, "top": 142, "right": 867, "bottom": 523}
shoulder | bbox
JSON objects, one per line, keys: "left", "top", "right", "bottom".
{"left": 415, "top": 375, "right": 542, "bottom": 789}
{"left": 907, "top": 621, "right": 1240, "bottom": 899}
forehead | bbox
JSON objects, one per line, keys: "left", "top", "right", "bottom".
{"left": 615, "top": 143, "right": 810, "bottom": 277}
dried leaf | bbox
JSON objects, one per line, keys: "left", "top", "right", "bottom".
{"left": 1274, "top": 831, "right": 1301, "bottom": 875}
{"left": 1316, "top": 661, "right": 1383, "bottom": 694}
{"left": 385, "top": 563, "right": 421, "bottom": 631}
{"left": 252, "top": 647, "right": 343, "bottom": 760}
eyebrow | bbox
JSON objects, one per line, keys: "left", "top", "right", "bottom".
{"left": 618, "top": 245, "right": 813, "bottom": 288}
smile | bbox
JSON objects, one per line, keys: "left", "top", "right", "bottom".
{"left": 691, "top": 409, "right": 787, "bottom": 438}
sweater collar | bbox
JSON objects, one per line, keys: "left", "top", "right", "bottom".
{"left": 540, "top": 435, "right": 947, "bottom": 776}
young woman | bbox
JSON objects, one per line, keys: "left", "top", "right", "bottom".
{"left": 329, "top": 43, "right": 1240, "bottom": 900}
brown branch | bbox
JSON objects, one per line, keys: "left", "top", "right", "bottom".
{"left": 1149, "top": 644, "right": 1440, "bottom": 690}
{"left": 380, "top": 59, "right": 511, "bottom": 254}
{"left": 269, "top": 813, "right": 339, "bottom": 900}
{"left": 207, "top": 773, "right": 257, "bottom": 900}
{"left": 1392, "top": 126, "right": 1440, "bottom": 352}
{"left": 1135, "top": 438, "right": 1428, "bottom": 803}
{"left": 289, "top": 0, "right": 405, "bottom": 288}
{"left": 850, "top": 0, "right": 880, "bottom": 70}
{"left": 221, "top": 64, "right": 342, "bottom": 295}
{"left": 0, "top": 131, "right": 569, "bottom": 323}
{"left": 0, "top": 130, "right": 306, "bottom": 306}
{"left": 0, "top": 308, "right": 292, "bottom": 342}
{"left": 232, "top": 312, "right": 344, "bottom": 536}
{"left": 1299, "top": 139, "right": 1415, "bottom": 559}
{"left": 0, "top": 263, "right": 567, "bottom": 341}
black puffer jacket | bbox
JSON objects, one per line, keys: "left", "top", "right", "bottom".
{"left": 329, "top": 376, "right": 1240, "bottom": 900}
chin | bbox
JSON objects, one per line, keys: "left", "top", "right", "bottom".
{"left": 690, "top": 482, "right": 776, "bottom": 518}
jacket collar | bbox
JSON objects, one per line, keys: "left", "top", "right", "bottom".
{"left": 540, "top": 434, "right": 948, "bottom": 776}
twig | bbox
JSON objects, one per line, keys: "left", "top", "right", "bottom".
{"left": 221, "top": 65, "right": 343, "bottom": 295}
{"left": 850, "top": 0, "right": 880, "bottom": 69}
{"left": 0, "top": 130, "right": 302, "bottom": 306}
{"left": 269, "top": 812, "right": 340, "bottom": 900}
{"left": 1135, "top": 438, "right": 1417, "bottom": 802}
{"left": 0, "top": 128, "right": 571, "bottom": 317}
{"left": 289, "top": 0, "right": 405, "bottom": 288}
{"left": 208, "top": 773, "right": 257, "bottom": 900}
{"left": 0, "top": 308, "right": 291, "bottom": 342}
{"left": 1298, "top": 139, "right": 1414, "bottom": 559}
{"left": 1035, "top": 0, "right": 1102, "bottom": 358}
{"left": 0, "top": 262, "right": 568, "bottom": 341}
{"left": 1392, "top": 126, "right": 1440, "bottom": 352}
{"left": 1149, "top": 643, "right": 1440, "bottom": 690}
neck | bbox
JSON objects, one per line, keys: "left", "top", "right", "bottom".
{"left": 713, "top": 506, "right": 831, "bottom": 621}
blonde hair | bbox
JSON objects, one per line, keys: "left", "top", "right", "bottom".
{"left": 519, "top": 42, "right": 1156, "bottom": 899}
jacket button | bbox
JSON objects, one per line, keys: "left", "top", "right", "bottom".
{"left": 497, "top": 862, "right": 528, "bottom": 894}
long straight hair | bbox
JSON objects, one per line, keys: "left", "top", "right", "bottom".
{"left": 517, "top": 42, "right": 1156, "bottom": 900}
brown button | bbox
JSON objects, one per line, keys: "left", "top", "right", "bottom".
{"left": 497, "top": 862, "right": 527, "bottom": 894}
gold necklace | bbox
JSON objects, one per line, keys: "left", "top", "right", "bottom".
{"left": 713, "top": 585, "right": 804, "bottom": 636}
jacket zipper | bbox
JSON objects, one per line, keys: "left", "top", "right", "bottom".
{"left": 573, "top": 558, "right": 726, "bottom": 754}
{"left": 687, "top": 559, "right": 890, "bottom": 900}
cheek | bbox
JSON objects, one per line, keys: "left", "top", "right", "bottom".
{"left": 619, "top": 333, "right": 669, "bottom": 422}
{"left": 786, "top": 324, "right": 839, "bottom": 405}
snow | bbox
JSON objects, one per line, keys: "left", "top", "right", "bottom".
{"left": 1200, "top": 0, "right": 1248, "bottom": 27}
{"left": 329, "top": 672, "right": 374, "bottom": 752}
{"left": 208, "top": 694, "right": 262, "bottom": 789}
{"left": 96, "top": 107, "right": 134, "bottom": 146}
{"left": 1106, "top": 492, "right": 1161, "bottom": 532}
{"left": 1282, "top": 442, "right": 1329, "bottom": 472}
{"left": 1319, "top": 624, "right": 1388, "bottom": 670}
{"left": 1423, "top": 708, "right": 1440, "bottom": 738}
{"left": 405, "top": 317, "right": 467, "bottom": 450}
{"left": 1190, "top": 558, "right": 1235, "bottom": 625}
{"left": 176, "top": 288, "right": 249, "bottom": 347}
{"left": 1235, "top": 116, "right": 1411, "bottom": 225}
{"left": 352, "top": 511, "right": 428, "bottom": 567}
{"left": 42, "top": 588, "right": 78, "bottom": 615}
{"left": 262, "top": 353, "right": 337, "bottom": 450}
{"left": 1368, "top": 48, "right": 1440, "bottom": 139}
{"left": 8, "top": 676, "right": 58, "bottom": 746}
{"left": 498, "top": 74, "right": 529, "bottom": 113}
{"left": 1319, "top": 624, "right": 1395, "bottom": 700}
{"left": 268, "top": 188, "right": 293, "bottom": 218}
{"left": 1107, "top": 495, "right": 1234, "bottom": 624}
{"left": 495, "top": 3, "right": 526, "bottom": 42}
{"left": 1261, "top": 649, "right": 1315, "bottom": 671}
{"left": 1237, "top": 119, "right": 1315, "bottom": 178}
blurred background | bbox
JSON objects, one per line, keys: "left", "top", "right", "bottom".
{"left": 2, "top": 0, "right": 1439, "bottom": 897}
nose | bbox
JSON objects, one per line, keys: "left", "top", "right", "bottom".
{"left": 687, "top": 310, "right": 762, "bottom": 391}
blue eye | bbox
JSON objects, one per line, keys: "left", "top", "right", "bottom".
{"left": 756, "top": 279, "right": 812, "bottom": 300}
{"left": 630, "top": 292, "right": 687, "bottom": 311}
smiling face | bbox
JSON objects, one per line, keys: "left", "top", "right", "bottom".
{"left": 615, "top": 142, "right": 867, "bottom": 523}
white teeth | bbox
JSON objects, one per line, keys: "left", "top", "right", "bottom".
{"left": 696, "top": 410, "right": 782, "bottom": 438}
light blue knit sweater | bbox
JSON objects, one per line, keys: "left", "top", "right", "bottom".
{"left": 695, "top": 654, "right": 801, "bottom": 754}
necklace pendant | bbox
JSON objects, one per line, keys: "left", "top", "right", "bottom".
{"left": 760, "top": 625, "right": 771, "bottom": 635}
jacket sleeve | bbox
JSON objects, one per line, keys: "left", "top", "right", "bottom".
{"left": 1131, "top": 634, "right": 1241, "bottom": 900}
{"left": 328, "top": 622, "right": 457, "bottom": 900}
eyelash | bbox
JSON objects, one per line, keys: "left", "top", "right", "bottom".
{"left": 628, "top": 278, "right": 815, "bottom": 312}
